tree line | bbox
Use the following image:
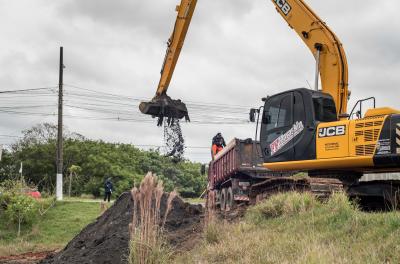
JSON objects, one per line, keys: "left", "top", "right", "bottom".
{"left": 0, "top": 123, "right": 207, "bottom": 198}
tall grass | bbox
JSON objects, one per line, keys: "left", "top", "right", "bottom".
{"left": 246, "top": 191, "right": 318, "bottom": 224}
{"left": 129, "top": 172, "right": 176, "bottom": 264}
{"left": 177, "top": 191, "right": 400, "bottom": 264}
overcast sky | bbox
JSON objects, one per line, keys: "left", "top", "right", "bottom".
{"left": 0, "top": 0, "right": 399, "bottom": 163}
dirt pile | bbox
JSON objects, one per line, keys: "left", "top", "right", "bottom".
{"left": 40, "top": 193, "right": 203, "bottom": 264}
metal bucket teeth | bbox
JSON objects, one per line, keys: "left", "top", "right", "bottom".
{"left": 139, "top": 94, "right": 190, "bottom": 126}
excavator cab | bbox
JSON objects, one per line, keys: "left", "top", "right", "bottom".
{"left": 257, "top": 88, "right": 337, "bottom": 164}
{"left": 139, "top": 93, "right": 190, "bottom": 126}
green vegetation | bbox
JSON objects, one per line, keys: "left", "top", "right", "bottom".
{"left": 0, "top": 199, "right": 100, "bottom": 256}
{"left": 177, "top": 192, "right": 400, "bottom": 264}
{"left": 0, "top": 180, "right": 39, "bottom": 237}
{"left": 0, "top": 123, "right": 206, "bottom": 198}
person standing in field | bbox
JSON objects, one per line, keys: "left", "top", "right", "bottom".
{"left": 104, "top": 178, "right": 113, "bottom": 203}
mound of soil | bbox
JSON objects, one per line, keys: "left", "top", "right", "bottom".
{"left": 40, "top": 193, "right": 203, "bottom": 264}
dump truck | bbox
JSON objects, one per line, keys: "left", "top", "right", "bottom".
{"left": 207, "top": 138, "right": 342, "bottom": 211}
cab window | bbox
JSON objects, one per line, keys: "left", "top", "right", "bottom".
{"left": 313, "top": 97, "right": 337, "bottom": 122}
{"left": 264, "top": 94, "right": 293, "bottom": 130}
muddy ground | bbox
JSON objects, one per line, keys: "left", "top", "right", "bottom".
{"left": 0, "top": 251, "right": 54, "bottom": 264}
{"left": 37, "top": 192, "right": 203, "bottom": 264}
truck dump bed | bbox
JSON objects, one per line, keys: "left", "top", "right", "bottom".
{"left": 208, "top": 138, "right": 271, "bottom": 188}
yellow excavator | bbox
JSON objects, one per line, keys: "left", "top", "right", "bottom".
{"left": 140, "top": 0, "right": 400, "bottom": 185}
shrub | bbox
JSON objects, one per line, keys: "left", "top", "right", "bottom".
{"left": 84, "top": 177, "right": 103, "bottom": 197}
{"left": 4, "top": 193, "right": 38, "bottom": 236}
{"left": 0, "top": 180, "right": 39, "bottom": 236}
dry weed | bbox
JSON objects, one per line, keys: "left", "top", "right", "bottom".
{"left": 129, "top": 172, "right": 175, "bottom": 264}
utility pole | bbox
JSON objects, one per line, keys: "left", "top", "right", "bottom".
{"left": 56, "top": 47, "right": 64, "bottom": 201}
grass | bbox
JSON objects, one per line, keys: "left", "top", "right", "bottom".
{"left": 63, "top": 196, "right": 110, "bottom": 203}
{"left": 0, "top": 198, "right": 101, "bottom": 256}
{"left": 184, "top": 198, "right": 205, "bottom": 205}
{"left": 177, "top": 192, "right": 400, "bottom": 264}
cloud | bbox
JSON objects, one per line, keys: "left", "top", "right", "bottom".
{"left": 0, "top": 0, "right": 399, "bottom": 162}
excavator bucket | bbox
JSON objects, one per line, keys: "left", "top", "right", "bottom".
{"left": 139, "top": 94, "right": 190, "bottom": 126}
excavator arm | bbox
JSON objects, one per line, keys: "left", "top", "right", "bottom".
{"left": 271, "top": 0, "right": 349, "bottom": 117}
{"left": 156, "top": 0, "right": 197, "bottom": 95}
{"left": 139, "top": 0, "right": 197, "bottom": 125}
{"left": 141, "top": 0, "right": 348, "bottom": 124}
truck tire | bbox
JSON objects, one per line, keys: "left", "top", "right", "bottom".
{"left": 220, "top": 188, "right": 227, "bottom": 211}
{"left": 226, "top": 187, "right": 234, "bottom": 211}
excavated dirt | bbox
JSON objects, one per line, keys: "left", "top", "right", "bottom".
{"left": 39, "top": 192, "right": 203, "bottom": 264}
{"left": 164, "top": 119, "right": 185, "bottom": 161}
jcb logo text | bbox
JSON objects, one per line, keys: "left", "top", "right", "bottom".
{"left": 274, "top": 0, "right": 292, "bottom": 16}
{"left": 318, "top": 125, "right": 346, "bottom": 138}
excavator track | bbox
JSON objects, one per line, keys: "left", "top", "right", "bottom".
{"left": 206, "top": 177, "right": 344, "bottom": 221}
{"left": 250, "top": 177, "right": 343, "bottom": 204}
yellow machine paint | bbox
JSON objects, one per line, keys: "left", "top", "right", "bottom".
{"left": 317, "top": 115, "right": 386, "bottom": 160}
{"left": 156, "top": 0, "right": 197, "bottom": 96}
{"left": 264, "top": 113, "right": 396, "bottom": 171}
{"left": 263, "top": 0, "right": 400, "bottom": 173}
{"left": 271, "top": 0, "right": 349, "bottom": 118}
{"left": 317, "top": 120, "right": 350, "bottom": 159}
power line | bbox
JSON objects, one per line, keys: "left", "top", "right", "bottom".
{"left": 0, "top": 83, "right": 255, "bottom": 125}
{"left": 0, "top": 104, "right": 57, "bottom": 110}
{"left": 64, "top": 84, "right": 145, "bottom": 102}
{"left": 64, "top": 83, "right": 254, "bottom": 109}
{"left": 0, "top": 134, "right": 21, "bottom": 138}
{"left": 0, "top": 87, "right": 57, "bottom": 94}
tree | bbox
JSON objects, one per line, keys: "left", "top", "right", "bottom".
{"left": 13, "top": 123, "right": 84, "bottom": 149}
{"left": 67, "top": 165, "right": 82, "bottom": 197}
{"left": 0, "top": 149, "right": 17, "bottom": 182}
{"left": 4, "top": 123, "right": 207, "bottom": 198}
{"left": 5, "top": 194, "right": 37, "bottom": 236}
{"left": 0, "top": 180, "right": 38, "bottom": 237}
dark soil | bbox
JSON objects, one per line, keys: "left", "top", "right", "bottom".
{"left": 39, "top": 193, "right": 203, "bottom": 264}
{"left": 0, "top": 251, "right": 55, "bottom": 264}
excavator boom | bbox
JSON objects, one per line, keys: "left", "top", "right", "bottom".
{"left": 139, "top": 0, "right": 197, "bottom": 125}
{"left": 271, "top": 0, "right": 349, "bottom": 117}
{"left": 156, "top": 0, "right": 197, "bottom": 95}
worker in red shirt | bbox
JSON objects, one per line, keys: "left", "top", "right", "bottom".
{"left": 211, "top": 133, "right": 226, "bottom": 159}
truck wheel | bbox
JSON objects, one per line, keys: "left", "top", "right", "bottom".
{"left": 226, "top": 187, "right": 235, "bottom": 211}
{"left": 220, "top": 188, "right": 227, "bottom": 211}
